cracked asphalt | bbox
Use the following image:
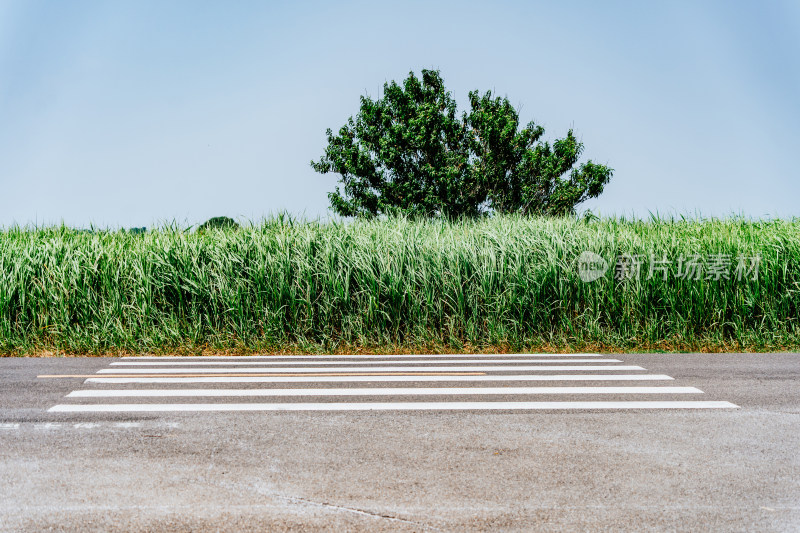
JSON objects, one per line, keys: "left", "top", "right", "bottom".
{"left": 1, "top": 353, "right": 798, "bottom": 532}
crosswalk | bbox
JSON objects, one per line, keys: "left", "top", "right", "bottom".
{"left": 47, "top": 354, "right": 739, "bottom": 412}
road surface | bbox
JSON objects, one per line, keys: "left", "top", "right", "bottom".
{"left": 0, "top": 353, "right": 798, "bottom": 531}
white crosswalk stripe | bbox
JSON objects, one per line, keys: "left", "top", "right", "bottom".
{"left": 49, "top": 401, "right": 738, "bottom": 412}
{"left": 83, "top": 374, "right": 676, "bottom": 383}
{"left": 119, "top": 353, "right": 607, "bottom": 359}
{"left": 48, "top": 354, "right": 739, "bottom": 412}
{"left": 110, "top": 358, "right": 621, "bottom": 365}
{"left": 95, "top": 365, "right": 646, "bottom": 373}
{"left": 67, "top": 386, "right": 704, "bottom": 397}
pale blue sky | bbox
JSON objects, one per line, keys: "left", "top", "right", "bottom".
{"left": 1, "top": 0, "right": 798, "bottom": 228}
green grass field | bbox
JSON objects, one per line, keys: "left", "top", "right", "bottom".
{"left": 1, "top": 214, "right": 799, "bottom": 355}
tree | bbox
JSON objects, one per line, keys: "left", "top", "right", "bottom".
{"left": 465, "top": 90, "right": 613, "bottom": 216}
{"left": 311, "top": 70, "right": 480, "bottom": 219}
{"left": 312, "top": 69, "right": 612, "bottom": 219}
{"left": 197, "top": 216, "right": 239, "bottom": 232}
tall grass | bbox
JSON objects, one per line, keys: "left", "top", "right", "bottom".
{"left": 1, "top": 214, "right": 799, "bottom": 354}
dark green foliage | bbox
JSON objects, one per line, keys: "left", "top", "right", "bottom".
{"left": 198, "top": 217, "right": 239, "bottom": 233}
{"left": 466, "top": 91, "right": 613, "bottom": 216}
{"left": 312, "top": 70, "right": 613, "bottom": 219}
{"left": 312, "top": 70, "right": 478, "bottom": 219}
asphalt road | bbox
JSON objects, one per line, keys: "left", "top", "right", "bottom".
{"left": 1, "top": 353, "right": 798, "bottom": 532}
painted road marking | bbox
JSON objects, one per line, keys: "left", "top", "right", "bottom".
{"left": 40, "top": 372, "right": 485, "bottom": 378}
{"left": 120, "top": 353, "right": 604, "bottom": 359}
{"left": 0, "top": 422, "right": 181, "bottom": 430}
{"left": 110, "top": 359, "right": 620, "bottom": 366}
{"left": 49, "top": 401, "right": 739, "bottom": 412}
{"left": 84, "top": 374, "right": 675, "bottom": 384}
{"left": 67, "top": 386, "right": 703, "bottom": 397}
{"left": 95, "top": 365, "right": 645, "bottom": 374}
{"left": 47, "top": 355, "right": 738, "bottom": 413}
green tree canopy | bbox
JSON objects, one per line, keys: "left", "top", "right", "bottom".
{"left": 312, "top": 70, "right": 613, "bottom": 219}
{"left": 197, "top": 216, "right": 239, "bottom": 233}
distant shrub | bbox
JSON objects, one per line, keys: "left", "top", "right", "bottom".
{"left": 198, "top": 217, "right": 239, "bottom": 233}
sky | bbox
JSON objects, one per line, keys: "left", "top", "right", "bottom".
{"left": 1, "top": 0, "right": 798, "bottom": 228}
